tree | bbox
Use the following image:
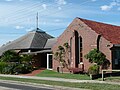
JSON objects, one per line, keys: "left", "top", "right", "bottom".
{"left": 54, "top": 46, "right": 65, "bottom": 66}
{"left": 54, "top": 42, "right": 70, "bottom": 73}
{"left": 84, "top": 49, "right": 106, "bottom": 65}
{"left": 63, "top": 42, "right": 71, "bottom": 67}
{"left": 84, "top": 49, "right": 106, "bottom": 76}
{"left": 20, "top": 54, "right": 32, "bottom": 64}
{"left": 0, "top": 50, "right": 20, "bottom": 62}
{"left": 0, "top": 50, "right": 33, "bottom": 74}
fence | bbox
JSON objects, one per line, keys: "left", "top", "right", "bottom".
{"left": 102, "top": 69, "right": 120, "bottom": 81}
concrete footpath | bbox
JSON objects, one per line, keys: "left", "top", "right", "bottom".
{"left": 0, "top": 74, "right": 119, "bottom": 90}
{"left": 0, "top": 74, "right": 90, "bottom": 90}
{"left": 0, "top": 74, "right": 120, "bottom": 85}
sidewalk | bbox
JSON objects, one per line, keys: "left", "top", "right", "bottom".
{"left": 0, "top": 74, "right": 120, "bottom": 85}
{"left": 0, "top": 79, "right": 89, "bottom": 90}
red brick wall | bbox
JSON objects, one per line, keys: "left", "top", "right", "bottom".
{"left": 99, "top": 37, "right": 113, "bottom": 71}
{"left": 52, "top": 18, "right": 113, "bottom": 73}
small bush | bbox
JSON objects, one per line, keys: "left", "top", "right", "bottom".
{"left": 3, "top": 63, "right": 17, "bottom": 74}
{"left": 0, "top": 50, "right": 20, "bottom": 62}
{"left": 13, "top": 64, "right": 33, "bottom": 74}
{"left": 0, "top": 62, "right": 8, "bottom": 74}
{"left": 88, "top": 64, "right": 99, "bottom": 75}
{"left": 0, "top": 50, "right": 34, "bottom": 75}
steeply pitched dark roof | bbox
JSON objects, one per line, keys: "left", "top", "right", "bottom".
{"left": 44, "top": 38, "right": 57, "bottom": 49}
{"left": 77, "top": 17, "right": 120, "bottom": 44}
{"left": 0, "top": 28, "right": 53, "bottom": 55}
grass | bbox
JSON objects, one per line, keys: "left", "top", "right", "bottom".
{"left": 36, "top": 70, "right": 90, "bottom": 80}
{"left": 0, "top": 76, "right": 120, "bottom": 90}
{"left": 105, "top": 76, "right": 120, "bottom": 82}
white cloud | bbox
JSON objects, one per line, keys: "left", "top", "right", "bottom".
{"left": 91, "top": 0, "right": 96, "bottom": 2}
{"left": 54, "top": 19, "right": 61, "bottom": 22}
{"left": 55, "top": 0, "right": 67, "bottom": 5}
{"left": 15, "top": 25, "right": 24, "bottom": 30}
{"left": 100, "top": 5, "right": 111, "bottom": 11}
{"left": 5, "top": 0, "right": 13, "bottom": 1}
{"left": 42, "top": 4, "right": 47, "bottom": 10}
{"left": 58, "top": 7, "right": 62, "bottom": 10}
{"left": 26, "top": 27, "right": 34, "bottom": 32}
{"left": 100, "top": 2, "right": 118, "bottom": 11}
{"left": 111, "top": 2, "right": 117, "bottom": 6}
{"left": 5, "top": 0, "right": 23, "bottom": 1}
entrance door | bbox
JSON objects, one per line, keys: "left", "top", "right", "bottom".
{"left": 47, "top": 54, "right": 53, "bottom": 70}
{"left": 113, "top": 50, "right": 120, "bottom": 69}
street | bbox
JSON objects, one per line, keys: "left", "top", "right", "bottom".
{"left": 0, "top": 82, "right": 53, "bottom": 90}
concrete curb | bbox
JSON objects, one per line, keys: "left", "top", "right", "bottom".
{"left": 0, "top": 74, "right": 120, "bottom": 86}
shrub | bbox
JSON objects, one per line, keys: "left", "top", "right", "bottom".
{"left": 13, "top": 64, "right": 33, "bottom": 74}
{"left": 0, "top": 50, "right": 33, "bottom": 74}
{"left": 20, "top": 55, "right": 32, "bottom": 64}
{"left": 3, "top": 63, "right": 17, "bottom": 74}
{"left": 0, "top": 50, "right": 20, "bottom": 62}
{"left": 88, "top": 64, "right": 99, "bottom": 75}
{"left": 0, "top": 62, "right": 8, "bottom": 74}
{"left": 54, "top": 43, "right": 70, "bottom": 73}
{"left": 84, "top": 49, "right": 106, "bottom": 65}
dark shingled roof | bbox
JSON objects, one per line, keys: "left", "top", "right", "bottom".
{"left": 0, "top": 28, "right": 54, "bottom": 55}
{"left": 78, "top": 17, "right": 120, "bottom": 44}
{"left": 44, "top": 38, "right": 57, "bottom": 49}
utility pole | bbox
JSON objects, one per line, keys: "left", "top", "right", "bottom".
{"left": 36, "top": 12, "right": 39, "bottom": 30}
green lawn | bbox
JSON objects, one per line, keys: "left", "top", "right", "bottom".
{"left": 105, "top": 76, "right": 120, "bottom": 82}
{"left": 36, "top": 69, "right": 90, "bottom": 80}
{"left": 0, "top": 76, "right": 120, "bottom": 90}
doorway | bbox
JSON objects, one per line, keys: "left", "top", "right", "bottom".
{"left": 112, "top": 49, "right": 120, "bottom": 69}
{"left": 47, "top": 54, "right": 53, "bottom": 70}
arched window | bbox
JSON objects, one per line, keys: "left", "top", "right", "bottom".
{"left": 74, "top": 31, "right": 79, "bottom": 67}
{"left": 97, "top": 35, "right": 101, "bottom": 51}
{"left": 79, "top": 36, "right": 83, "bottom": 62}
{"left": 69, "top": 37, "right": 72, "bottom": 64}
{"left": 74, "top": 31, "right": 83, "bottom": 67}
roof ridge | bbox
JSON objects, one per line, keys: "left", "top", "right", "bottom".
{"left": 29, "top": 31, "right": 36, "bottom": 49}
{"left": 77, "top": 17, "right": 120, "bottom": 27}
{"left": 76, "top": 17, "right": 120, "bottom": 44}
{"left": 30, "top": 28, "right": 45, "bottom": 33}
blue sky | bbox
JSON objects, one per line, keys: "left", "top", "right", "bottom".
{"left": 0, "top": 0, "right": 120, "bottom": 46}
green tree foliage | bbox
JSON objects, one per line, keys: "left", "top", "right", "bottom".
{"left": 0, "top": 62, "right": 8, "bottom": 73}
{"left": 88, "top": 64, "right": 99, "bottom": 75}
{"left": 20, "top": 55, "right": 32, "bottom": 64}
{"left": 0, "top": 50, "right": 33, "bottom": 74}
{"left": 63, "top": 42, "right": 69, "bottom": 49}
{"left": 54, "top": 42, "right": 70, "bottom": 72}
{"left": 54, "top": 45, "right": 65, "bottom": 67}
{"left": 84, "top": 49, "right": 106, "bottom": 65}
{"left": 84, "top": 49, "right": 106, "bottom": 75}
{"left": 0, "top": 50, "right": 20, "bottom": 62}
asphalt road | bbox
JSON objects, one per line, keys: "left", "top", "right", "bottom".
{"left": 0, "top": 82, "right": 53, "bottom": 90}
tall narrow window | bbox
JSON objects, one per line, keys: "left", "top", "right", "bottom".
{"left": 70, "top": 37, "right": 72, "bottom": 64}
{"left": 97, "top": 35, "right": 101, "bottom": 51}
{"left": 75, "top": 31, "right": 79, "bottom": 68}
{"left": 79, "top": 36, "right": 83, "bottom": 63}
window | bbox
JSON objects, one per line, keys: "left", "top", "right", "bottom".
{"left": 97, "top": 35, "right": 101, "bottom": 51}
{"left": 114, "top": 50, "right": 120, "bottom": 65}
{"left": 70, "top": 37, "right": 72, "bottom": 62}
{"left": 78, "top": 36, "right": 83, "bottom": 63}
